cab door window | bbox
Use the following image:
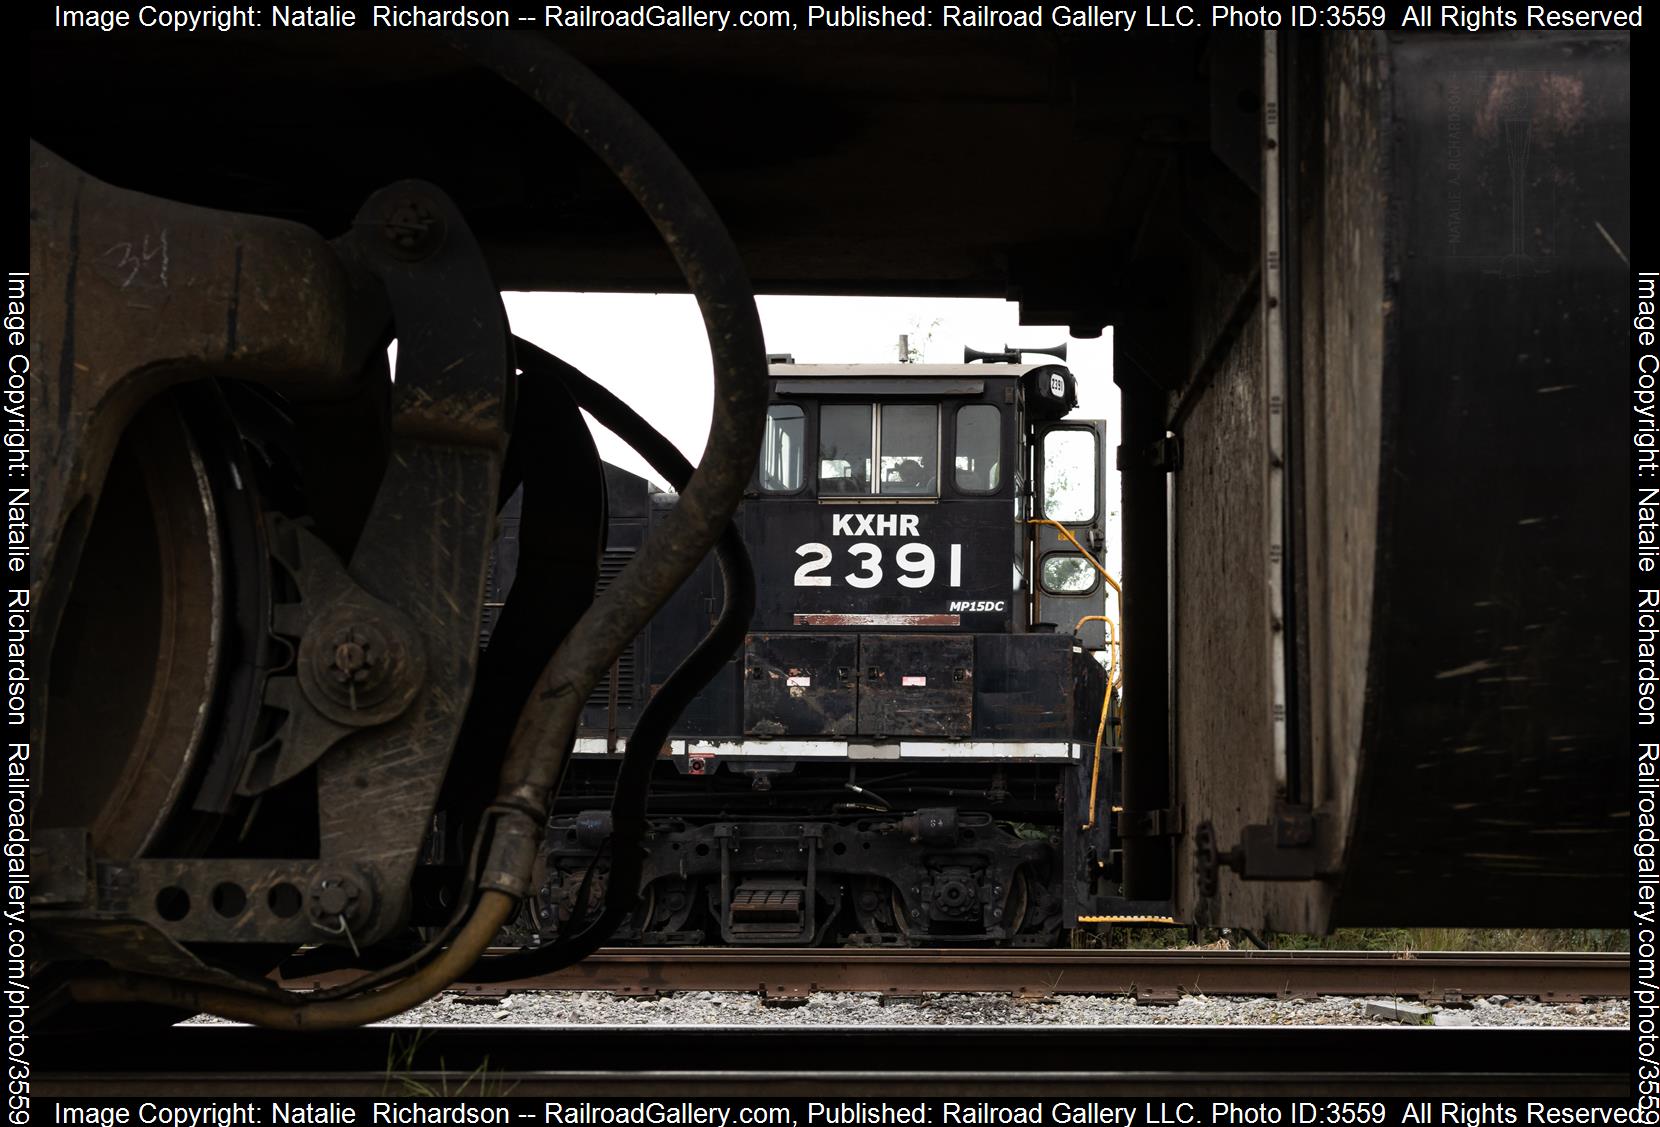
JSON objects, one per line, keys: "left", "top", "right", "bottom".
{"left": 1040, "top": 553, "right": 1099, "bottom": 595}
{"left": 1039, "top": 427, "right": 1097, "bottom": 522}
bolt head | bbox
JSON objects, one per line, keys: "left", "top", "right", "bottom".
{"left": 380, "top": 199, "right": 445, "bottom": 260}
{"left": 334, "top": 640, "right": 367, "bottom": 671}
{"left": 308, "top": 875, "right": 362, "bottom": 920}
{"left": 306, "top": 614, "right": 406, "bottom": 714}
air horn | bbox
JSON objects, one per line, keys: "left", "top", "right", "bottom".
{"left": 963, "top": 342, "right": 1068, "bottom": 364}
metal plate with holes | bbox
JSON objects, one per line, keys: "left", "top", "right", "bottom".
{"left": 112, "top": 860, "right": 337, "bottom": 945}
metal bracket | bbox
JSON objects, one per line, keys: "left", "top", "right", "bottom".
{"left": 1199, "top": 805, "right": 1335, "bottom": 885}
{"left": 1116, "top": 805, "right": 1184, "bottom": 839}
{"left": 38, "top": 854, "right": 378, "bottom": 947}
{"left": 238, "top": 518, "right": 428, "bottom": 795}
{"left": 33, "top": 177, "right": 510, "bottom": 969}
{"left": 33, "top": 828, "right": 94, "bottom": 907}
{"left": 27, "top": 143, "right": 367, "bottom": 743}
{"left": 1115, "top": 435, "right": 1182, "bottom": 473}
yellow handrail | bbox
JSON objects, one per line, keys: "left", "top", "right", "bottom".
{"left": 1029, "top": 518, "right": 1121, "bottom": 596}
{"left": 1029, "top": 519, "right": 1122, "bottom": 672}
{"left": 1071, "top": 613, "right": 1118, "bottom": 831}
{"left": 1074, "top": 614, "right": 1120, "bottom": 691}
{"left": 1028, "top": 519, "right": 1124, "bottom": 833}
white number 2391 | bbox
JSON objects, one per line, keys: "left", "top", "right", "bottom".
{"left": 793, "top": 541, "right": 961, "bottom": 589}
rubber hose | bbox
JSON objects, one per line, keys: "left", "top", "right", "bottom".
{"left": 446, "top": 33, "right": 768, "bottom": 829}
{"left": 462, "top": 340, "right": 754, "bottom": 979}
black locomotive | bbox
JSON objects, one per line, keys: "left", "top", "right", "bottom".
{"left": 489, "top": 353, "right": 1167, "bottom": 945}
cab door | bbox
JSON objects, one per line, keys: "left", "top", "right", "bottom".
{"left": 1031, "top": 421, "right": 1110, "bottom": 651}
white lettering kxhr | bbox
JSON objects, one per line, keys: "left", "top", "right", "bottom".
{"left": 831, "top": 513, "right": 919, "bottom": 537}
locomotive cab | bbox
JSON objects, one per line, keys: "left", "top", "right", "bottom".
{"left": 732, "top": 361, "right": 1105, "bottom": 748}
{"left": 518, "top": 360, "right": 1165, "bottom": 946}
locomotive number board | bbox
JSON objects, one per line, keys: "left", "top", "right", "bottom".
{"left": 743, "top": 499, "right": 1015, "bottom": 631}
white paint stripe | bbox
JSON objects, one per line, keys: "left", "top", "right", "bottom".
{"left": 669, "top": 739, "right": 1076, "bottom": 761}
{"left": 792, "top": 613, "right": 960, "bottom": 627}
{"left": 577, "top": 738, "right": 1077, "bottom": 761}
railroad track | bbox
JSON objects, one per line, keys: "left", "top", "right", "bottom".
{"left": 42, "top": 952, "right": 1629, "bottom": 1098}
{"left": 38, "top": 1025, "right": 1630, "bottom": 1098}
{"left": 276, "top": 947, "right": 1629, "bottom": 1005}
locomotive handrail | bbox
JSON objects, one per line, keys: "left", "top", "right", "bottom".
{"left": 1074, "top": 614, "right": 1121, "bottom": 691}
{"left": 1029, "top": 518, "right": 1124, "bottom": 835}
{"left": 1027, "top": 517, "right": 1123, "bottom": 685}
{"left": 1074, "top": 615, "right": 1117, "bottom": 832}
{"left": 1028, "top": 518, "right": 1122, "bottom": 616}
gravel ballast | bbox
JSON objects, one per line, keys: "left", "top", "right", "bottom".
{"left": 188, "top": 990, "right": 1628, "bottom": 1028}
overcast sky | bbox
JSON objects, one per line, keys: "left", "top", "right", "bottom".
{"left": 501, "top": 292, "right": 1122, "bottom": 573}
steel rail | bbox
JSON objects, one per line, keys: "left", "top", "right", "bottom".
{"left": 277, "top": 948, "right": 1630, "bottom": 1005}
{"left": 37, "top": 1025, "right": 1629, "bottom": 1098}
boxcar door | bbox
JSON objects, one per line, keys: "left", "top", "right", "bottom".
{"left": 1031, "top": 420, "right": 1110, "bottom": 650}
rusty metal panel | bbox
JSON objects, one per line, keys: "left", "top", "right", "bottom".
{"left": 857, "top": 635, "right": 972, "bottom": 739}
{"left": 972, "top": 634, "right": 1073, "bottom": 740}
{"left": 1332, "top": 34, "right": 1629, "bottom": 925}
{"left": 742, "top": 634, "right": 857, "bottom": 736}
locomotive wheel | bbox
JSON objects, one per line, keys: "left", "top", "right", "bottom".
{"left": 1007, "top": 864, "right": 1064, "bottom": 945}
{"left": 639, "top": 877, "right": 696, "bottom": 937}
{"left": 850, "top": 876, "right": 906, "bottom": 942}
{"left": 39, "top": 391, "right": 243, "bottom": 858}
{"left": 892, "top": 885, "right": 912, "bottom": 940}
{"left": 1003, "top": 868, "right": 1031, "bottom": 937}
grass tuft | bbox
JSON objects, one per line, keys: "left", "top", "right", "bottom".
{"left": 1072, "top": 926, "right": 1629, "bottom": 952}
{"left": 383, "top": 1026, "right": 520, "bottom": 1098}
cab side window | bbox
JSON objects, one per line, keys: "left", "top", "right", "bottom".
{"left": 878, "top": 404, "right": 937, "bottom": 495}
{"left": 760, "top": 404, "right": 805, "bottom": 492}
{"left": 953, "top": 404, "right": 1001, "bottom": 493}
{"left": 819, "top": 404, "right": 873, "bottom": 494}
{"left": 816, "top": 402, "right": 940, "bottom": 496}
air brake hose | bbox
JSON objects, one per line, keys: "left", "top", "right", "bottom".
{"left": 465, "top": 340, "right": 754, "bottom": 980}
{"left": 444, "top": 31, "right": 769, "bottom": 898}
{"left": 64, "top": 891, "right": 517, "bottom": 1029}
{"left": 64, "top": 31, "right": 765, "bottom": 1029}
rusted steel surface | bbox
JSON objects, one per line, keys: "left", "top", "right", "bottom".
{"left": 28, "top": 145, "right": 366, "bottom": 861}
{"left": 280, "top": 948, "right": 1628, "bottom": 1004}
{"left": 28, "top": 144, "right": 362, "bottom": 684}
